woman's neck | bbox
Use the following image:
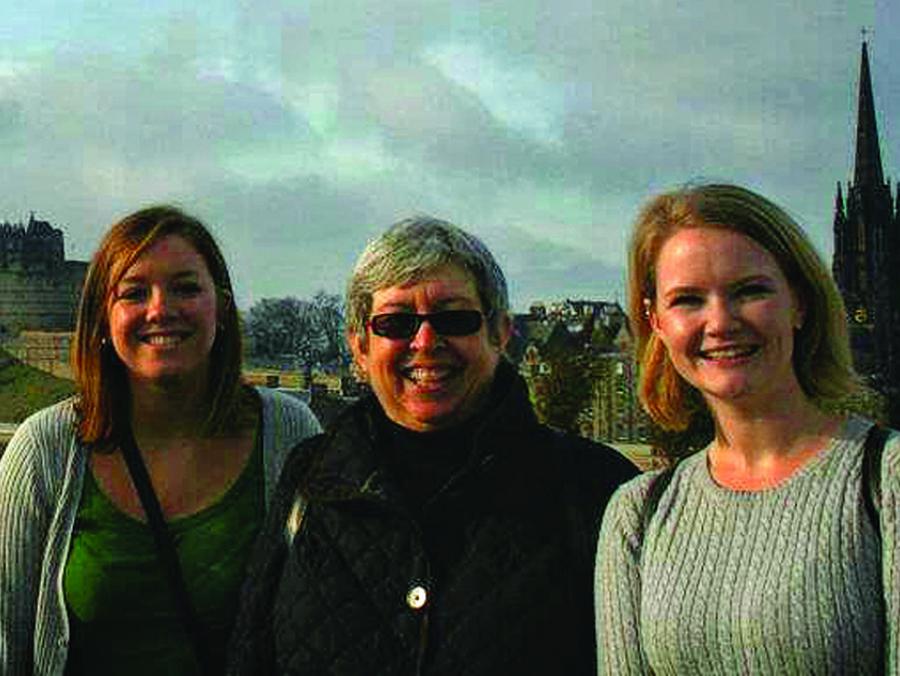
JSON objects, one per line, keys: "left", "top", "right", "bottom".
{"left": 128, "top": 375, "right": 212, "bottom": 442}
{"left": 706, "top": 385, "right": 842, "bottom": 488}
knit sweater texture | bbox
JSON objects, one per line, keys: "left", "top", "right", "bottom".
{"left": 595, "top": 416, "right": 899, "bottom": 675}
{"left": 0, "top": 388, "right": 321, "bottom": 676}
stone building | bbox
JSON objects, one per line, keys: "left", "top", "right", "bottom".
{"left": 0, "top": 213, "right": 87, "bottom": 337}
{"left": 832, "top": 41, "right": 900, "bottom": 422}
{"left": 509, "top": 299, "right": 649, "bottom": 445}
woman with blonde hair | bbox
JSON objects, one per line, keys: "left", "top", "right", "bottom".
{"left": 0, "top": 206, "right": 320, "bottom": 675}
{"left": 595, "top": 184, "right": 897, "bottom": 674}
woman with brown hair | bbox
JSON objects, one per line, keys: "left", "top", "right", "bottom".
{"left": 595, "top": 184, "right": 897, "bottom": 674}
{"left": 0, "top": 206, "right": 320, "bottom": 675}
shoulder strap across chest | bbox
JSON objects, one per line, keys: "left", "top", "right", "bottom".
{"left": 861, "top": 423, "right": 889, "bottom": 540}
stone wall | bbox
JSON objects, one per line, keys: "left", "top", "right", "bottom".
{"left": 0, "top": 261, "right": 87, "bottom": 336}
{"left": 3, "top": 331, "right": 74, "bottom": 379}
{"left": 0, "top": 214, "right": 87, "bottom": 336}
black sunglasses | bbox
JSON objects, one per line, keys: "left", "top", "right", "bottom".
{"left": 367, "top": 309, "right": 488, "bottom": 339}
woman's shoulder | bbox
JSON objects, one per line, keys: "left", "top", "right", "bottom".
{"left": 252, "top": 387, "right": 322, "bottom": 492}
{"left": 0, "top": 397, "right": 80, "bottom": 489}
{"left": 878, "top": 421, "right": 900, "bottom": 451}
{"left": 837, "top": 415, "right": 900, "bottom": 458}
{"left": 604, "top": 468, "right": 667, "bottom": 524}
{"left": 9, "top": 397, "right": 79, "bottom": 446}
{"left": 254, "top": 386, "right": 321, "bottom": 445}
{"left": 865, "top": 417, "right": 900, "bottom": 482}
{"left": 605, "top": 455, "right": 703, "bottom": 521}
{"left": 598, "top": 471, "right": 663, "bottom": 555}
{"left": 830, "top": 415, "right": 900, "bottom": 500}
{"left": 254, "top": 384, "right": 304, "bottom": 410}
{"left": 254, "top": 386, "right": 321, "bottom": 433}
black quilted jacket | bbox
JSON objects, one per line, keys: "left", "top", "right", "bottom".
{"left": 227, "top": 367, "right": 637, "bottom": 675}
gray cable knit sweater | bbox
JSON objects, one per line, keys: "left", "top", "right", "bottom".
{"left": 595, "top": 416, "right": 898, "bottom": 675}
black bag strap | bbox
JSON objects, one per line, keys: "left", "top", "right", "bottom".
{"left": 118, "top": 427, "right": 214, "bottom": 676}
{"left": 861, "top": 423, "right": 889, "bottom": 540}
{"left": 859, "top": 423, "right": 889, "bottom": 675}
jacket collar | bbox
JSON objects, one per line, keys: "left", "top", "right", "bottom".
{"left": 300, "top": 360, "right": 537, "bottom": 504}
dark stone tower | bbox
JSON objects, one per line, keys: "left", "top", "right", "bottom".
{"left": 833, "top": 41, "right": 899, "bottom": 420}
{"left": 0, "top": 214, "right": 87, "bottom": 336}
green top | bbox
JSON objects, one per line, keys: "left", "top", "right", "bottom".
{"left": 63, "top": 436, "right": 263, "bottom": 676}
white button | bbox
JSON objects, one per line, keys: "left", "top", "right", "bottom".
{"left": 406, "top": 585, "right": 427, "bottom": 610}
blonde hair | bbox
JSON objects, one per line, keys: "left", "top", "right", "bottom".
{"left": 629, "top": 183, "right": 858, "bottom": 431}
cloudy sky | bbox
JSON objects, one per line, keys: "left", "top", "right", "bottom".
{"left": 0, "top": 0, "right": 897, "bottom": 311}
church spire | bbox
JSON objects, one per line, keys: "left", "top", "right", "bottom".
{"left": 833, "top": 35, "right": 900, "bottom": 426}
{"left": 854, "top": 40, "right": 885, "bottom": 188}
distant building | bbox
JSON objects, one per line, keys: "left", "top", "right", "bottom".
{"left": 509, "top": 299, "right": 649, "bottom": 444}
{"left": 832, "top": 41, "right": 900, "bottom": 422}
{"left": 0, "top": 213, "right": 87, "bottom": 336}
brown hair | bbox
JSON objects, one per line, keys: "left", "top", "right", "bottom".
{"left": 629, "top": 183, "right": 858, "bottom": 431}
{"left": 72, "top": 205, "right": 245, "bottom": 445}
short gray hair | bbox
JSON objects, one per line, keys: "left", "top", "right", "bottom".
{"left": 346, "top": 216, "right": 509, "bottom": 344}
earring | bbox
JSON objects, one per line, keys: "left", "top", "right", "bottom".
{"left": 100, "top": 337, "right": 109, "bottom": 347}
{"left": 350, "top": 360, "right": 368, "bottom": 383}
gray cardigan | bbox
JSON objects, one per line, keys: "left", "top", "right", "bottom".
{"left": 0, "top": 388, "right": 321, "bottom": 676}
{"left": 595, "top": 416, "right": 899, "bottom": 675}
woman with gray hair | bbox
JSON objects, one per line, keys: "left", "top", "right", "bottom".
{"left": 228, "top": 216, "right": 637, "bottom": 674}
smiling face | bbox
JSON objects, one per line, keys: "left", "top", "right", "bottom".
{"left": 107, "top": 234, "right": 219, "bottom": 388}
{"left": 350, "top": 263, "right": 510, "bottom": 432}
{"left": 649, "top": 227, "right": 805, "bottom": 410}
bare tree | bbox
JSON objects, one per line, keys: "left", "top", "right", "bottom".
{"left": 244, "top": 292, "right": 349, "bottom": 376}
{"left": 309, "top": 291, "right": 349, "bottom": 371}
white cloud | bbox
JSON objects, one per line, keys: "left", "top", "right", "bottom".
{"left": 424, "top": 41, "right": 565, "bottom": 146}
{"left": 0, "top": 0, "right": 893, "bottom": 311}
{"left": 289, "top": 81, "right": 341, "bottom": 136}
{"left": 0, "top": 59, "right": 29, "bottom": 81}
